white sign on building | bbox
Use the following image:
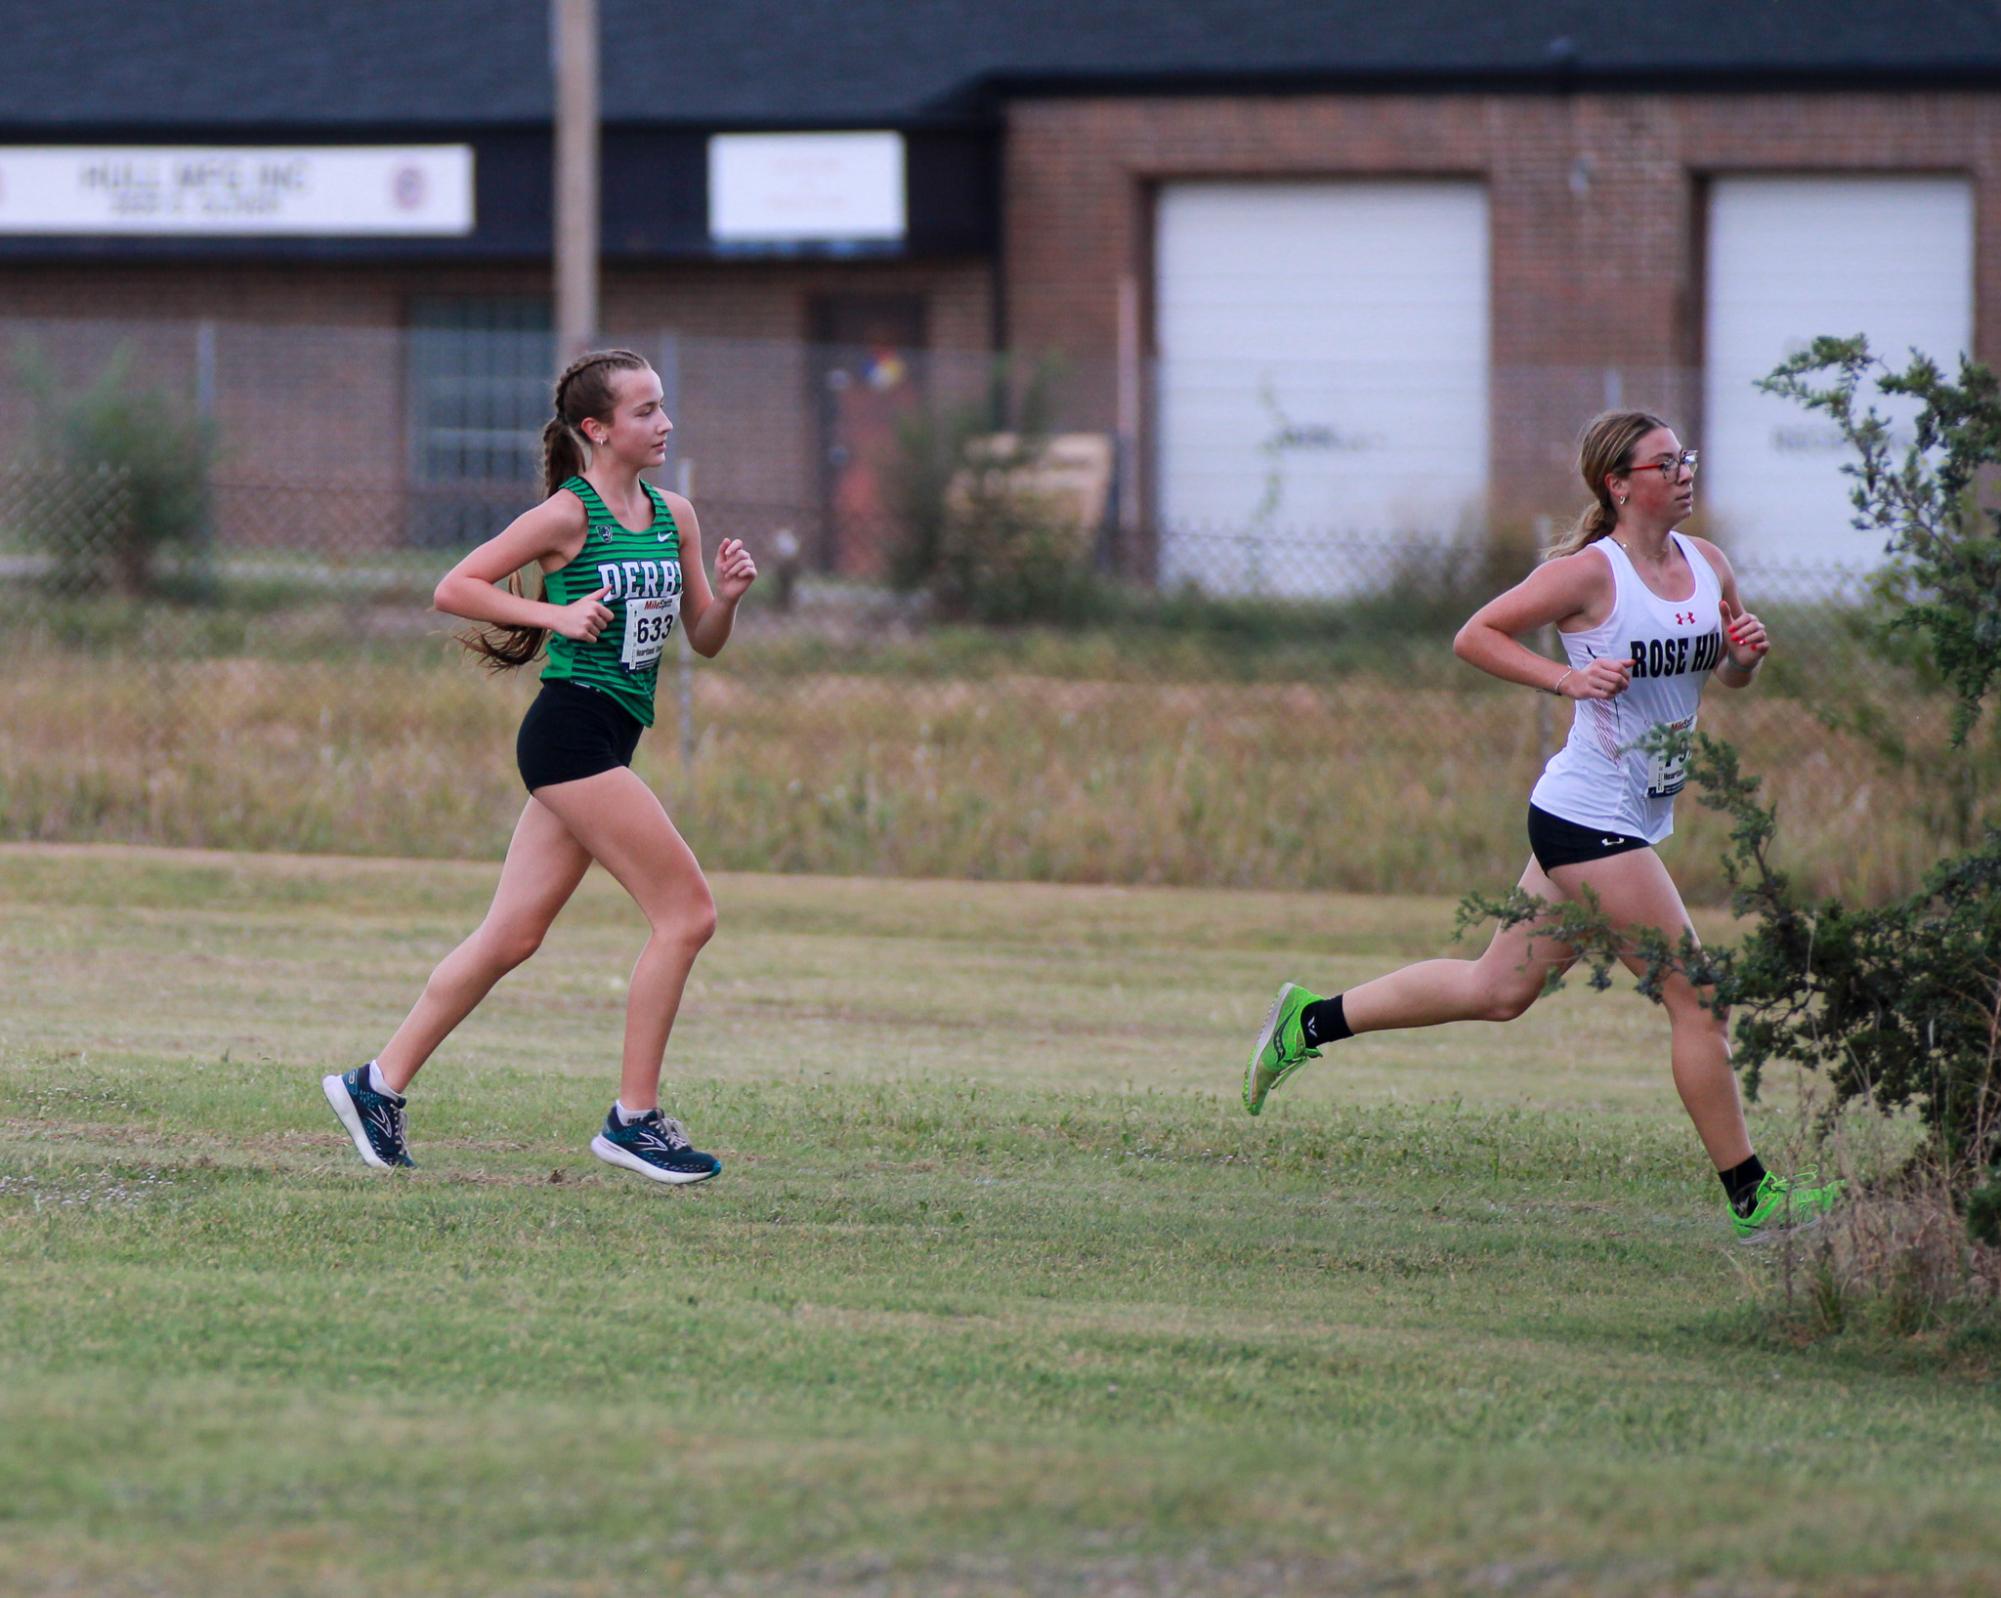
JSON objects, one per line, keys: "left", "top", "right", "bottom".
{"left": 708, "top": 132, "right": 905, "bottom": 244}
{"left": 0, "top": 146, "right": 476, "bottom": 236}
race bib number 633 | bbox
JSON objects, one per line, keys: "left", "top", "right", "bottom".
{"left": 620, "top": 593, "right": 678, "bottom": 672}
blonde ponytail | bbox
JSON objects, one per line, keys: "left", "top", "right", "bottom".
{"left": 1543, "top": 408, "right": 1671, "bottom": 561}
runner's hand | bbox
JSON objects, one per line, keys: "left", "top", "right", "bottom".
{"left": 1720, "top": 596, "right": 1768, "bottom": 667}
{"left": 714, "top": 538, "right": 758, "bottom": 602}
{"left": 552, "top": 586, "right": 613, "bottom": 642}
{"left": 1561, "top": 657, "right": 1634, "bottom": 699}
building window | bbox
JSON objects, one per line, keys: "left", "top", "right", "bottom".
{"left": 405, "top": 297, "right": 553, "bottom": 547}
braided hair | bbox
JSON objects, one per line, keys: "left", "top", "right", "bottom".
{"left": 543, "top": 348, "right": 651, "bottom": 498}
{"left": 460, "top": 348, "right": 655, "bottom": 670}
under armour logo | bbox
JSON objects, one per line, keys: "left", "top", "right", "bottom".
{"left": 1675, "top": 611, "right": 1696, "bottom": 625}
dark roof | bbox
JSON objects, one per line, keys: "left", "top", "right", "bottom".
{"left": 3, "top": 0, "right": 1998, "bottom": 131}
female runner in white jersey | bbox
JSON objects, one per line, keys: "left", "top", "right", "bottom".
{"left": 322, "top": 349, "right": 755, "bottom": 1185}
{"left": 1242, "top": 410, "right": 1841, "bottom": 1240}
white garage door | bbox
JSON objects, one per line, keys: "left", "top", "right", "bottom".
{"left": 1154, "top": 182, "right": 1489, "bottom": 597}
{"left": 1703, "top": 177, "right": 1974, "bottom": 573}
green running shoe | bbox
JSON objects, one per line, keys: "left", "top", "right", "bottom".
{"left": 1731, "top": 1168, "right": 1845, "bottom": 1243}
{"left": 1243, "top": 982, "right": 1323, "bottom": 1116}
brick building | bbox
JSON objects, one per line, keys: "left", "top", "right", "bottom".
{"left": 2, "top": 2, "right": 1997, "bottom": 583}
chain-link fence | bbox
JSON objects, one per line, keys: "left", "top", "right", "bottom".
{"left": 2, "top": 315, "right": 1991, "bottom": 902}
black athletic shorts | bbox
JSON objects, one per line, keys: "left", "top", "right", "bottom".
{"left": 516, "top": 680, "right": 644, "bottom": 793}
{"left": 1527, "top": 803, "right": 1651, "bottom": 873}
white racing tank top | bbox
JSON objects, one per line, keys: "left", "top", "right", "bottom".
{"left": 1529, "top": 532, "right": 1727, "bottom": 843}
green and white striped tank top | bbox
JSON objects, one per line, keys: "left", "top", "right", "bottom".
{"left": 539, "top": 475, "right": 681, "bottom": 727}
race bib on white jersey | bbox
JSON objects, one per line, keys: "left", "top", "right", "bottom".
{"left": 1643, "top": 714, "right": 1696, "bottom": 799}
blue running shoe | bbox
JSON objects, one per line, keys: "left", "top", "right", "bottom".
{"left": 590, "top": 1107, "right": 722, "bottom": 1186}
{"left": 322, "top": 1065, "right": 414, "bottom": 1169}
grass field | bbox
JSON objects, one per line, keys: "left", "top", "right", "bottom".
{"left": 6, "top": 607, "right": 1994, "bottom": 903}
{"left": 2, "top": 844, "right": 1997, "bottom": 1597}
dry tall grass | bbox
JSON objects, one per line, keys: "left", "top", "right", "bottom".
{"left": 1, "top": 636, "right": 1984, "bottom": 902}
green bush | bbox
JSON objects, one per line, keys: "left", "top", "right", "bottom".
{"left": 1969, "top": 1172, "right": 2001, "bottom": 1248}
{"left": 883, "top": 356, "right": 1104, "bottom": 624}
{"left": 10, "top": 341, "right": 216, "bottom": 596}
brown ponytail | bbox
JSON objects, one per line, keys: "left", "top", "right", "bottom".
{"left": 1543, "top": 408, "right": 1672, "bottom": 561}
{"left": 459, "top": 348, "right": 653, "bottom": 670}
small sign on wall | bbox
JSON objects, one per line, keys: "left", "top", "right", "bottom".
{"left": 0, "top": 146, "right": 476, "bottom": 236}
{"left": 708, "top": 132, "right": 905, "bottom": 246}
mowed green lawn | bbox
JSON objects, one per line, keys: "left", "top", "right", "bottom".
{"left": 0, "top": 843, "right": 1994, "bottom": 1598}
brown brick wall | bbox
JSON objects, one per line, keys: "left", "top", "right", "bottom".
{"left": 6, "top": 88, "right": 1996, "bottom": 566}
{"left": 1003, "top": 90, "right": 2001, "bottom": 529}
{"left": 0, "top": 257, "right": 993, "bottom": 553}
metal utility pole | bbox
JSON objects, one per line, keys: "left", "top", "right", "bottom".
{"left": 553, "top": 0, "right": 600, "bottom": 359}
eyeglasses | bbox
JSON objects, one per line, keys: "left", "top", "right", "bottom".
{"left": 1620, "top": 449, "right": 1699, "bottom": 480}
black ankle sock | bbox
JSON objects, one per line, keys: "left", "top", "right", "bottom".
{"left": 1720, "top": 1154, "right": 1768, "bottom": 1216}
{"left": 1300, "top": 995, "right": 1352, "bottom": 1048}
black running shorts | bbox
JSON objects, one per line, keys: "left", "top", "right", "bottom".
{"left": 1527, "top": 803, "right": 1650, "bottom": 873}
{"left": 516, "top": 680, "right": 645, "bottom": 793}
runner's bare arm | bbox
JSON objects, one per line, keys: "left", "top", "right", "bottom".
{"left": 671, "top": 492, "right": 757, "bottom": 658}
{"left": 433, "top": 493, "right": 591, "bottom": 629}
{"left": 1687, "top": 537, "right": 1767, "bottom": 688}
{"left": 1454, "top": 552, "right": 1632, "bottom": 700}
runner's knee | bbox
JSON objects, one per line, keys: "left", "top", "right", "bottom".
{"left": 646, "top": 886, "right": 716, "bottom": 950}
{"left": 1482, "top": 982, "right": 1541, "bottom": 1023}
{"left": 1662, "top": 980, "right": 1726, "bottom": 1037}
{"left": 475, "top": 920, "right": 547, "bottom": 973}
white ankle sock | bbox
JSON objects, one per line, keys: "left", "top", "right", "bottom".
{"left": 615, "top": 1100, "right": 652, "bottom": 1125}
{"left": 366, "top": 1059, "right": 393, "bottom": 1097}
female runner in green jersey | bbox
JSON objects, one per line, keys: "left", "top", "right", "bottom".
{"left": 323, "top": 349, "right": 755, "bottom": 1184}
